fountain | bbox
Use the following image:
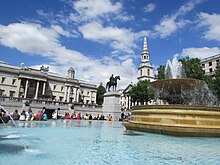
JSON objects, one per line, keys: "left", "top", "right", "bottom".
{"left": 123, "top": 57, "right": 220, "bottom": 137}
{"left": 0, "top": 105, "right": 27, "bottom": 149}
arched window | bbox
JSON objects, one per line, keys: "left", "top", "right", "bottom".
{"left": 147, "top": 69, "right": 150, "bottom": 76}
{"left": 140, "top": 69, "right": 142, "bottom": 76}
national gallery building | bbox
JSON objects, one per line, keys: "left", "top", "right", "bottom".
{"left": 0, "top": 62, "right": 97, "bottom": 105}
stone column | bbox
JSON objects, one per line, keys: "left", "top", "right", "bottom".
{"left": 74, "top": 88, "right": 77, "bottom": 102}
{"left": 76, "top": 88, "right": 80, "bottom": 103}
{"left": 93, "top": 92, "right": 97, "bottom": 104}
{"left": 24, "top": 79, "right": 29, "bottom": 98}
{"left": 42, "top": 82, "right": 46, "bottom": 96}
{"left": 64, "top": 86, "right": 68, "bottom": 102}
{"left": 67, "top": 86, "right": 71, "bottom": 102}
{"left": 16, "top": 78, "right": 21, "bottom": 97}
{"left": 129, "top": 96, "right": 132, "bottom": 109}
{"left": 126, "top": 95, "right": 129, "bottom": 110}
{"left": 90, "top": 91, "right": 93, "bottom": 104}
{"left": 34, "top": 81, "right": 39, "bottom": 99}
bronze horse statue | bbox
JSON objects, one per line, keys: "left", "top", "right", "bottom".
{"left": 106, "top": 76, "right": 120, "bottom": 92}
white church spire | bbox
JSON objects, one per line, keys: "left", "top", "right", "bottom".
{"left": 137, "top": 35, "right": 155, "bottom": 82}
{"left": 141, "top": 34, "right": 150, "bottom": 62}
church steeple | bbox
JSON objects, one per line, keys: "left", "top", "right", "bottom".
{"left": 141, "top": 35, "right": 150, "bottom": 62}
{"left": 137, "top": 35, "right": 155, "bottom": 82}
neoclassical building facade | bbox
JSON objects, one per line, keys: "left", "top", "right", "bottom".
{"left": 201, "top": 54, "right": 220, "bottom": 76}
{"left": 0, "top": 62, "right": 97, "bottom": 104}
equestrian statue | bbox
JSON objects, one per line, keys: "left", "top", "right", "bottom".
{"left": 106, "top": 74, "right": 121, "bottom": 92}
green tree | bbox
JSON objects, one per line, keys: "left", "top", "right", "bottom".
{"left": 157, "top": 65, "right": 165, "bottom": 79}
{"left": 96, "top": 83, "right": 106, "bottom": 105}
{"left": 128, "top": 80, "right": 154, "bottom": 105}
{"left": 179, "top": 56, "right": 205, "bottom": 80}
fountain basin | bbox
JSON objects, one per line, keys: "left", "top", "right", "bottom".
{"left": 123, "top": 105, "right": 220, "bottom": 137}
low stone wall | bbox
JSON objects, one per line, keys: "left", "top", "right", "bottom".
{"left": 0, "top": 97, "right": 102, "bottom": 116}
{"left": 123, "top": 105, "right": 220, "bottom": 137}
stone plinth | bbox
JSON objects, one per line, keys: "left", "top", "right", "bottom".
{"left": 102, "top": 91, "right": 121, "bottom": 120}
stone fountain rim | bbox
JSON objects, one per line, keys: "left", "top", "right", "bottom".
{"left": 131, "top": 105, "right": 220, "bottom": 112}
{"left": 150, "top": 78, "right": 205, "bottom": 84}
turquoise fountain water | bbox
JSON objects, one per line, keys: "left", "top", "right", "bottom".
{"left": 1, "top": 120, "right": 220, "bottom": 165}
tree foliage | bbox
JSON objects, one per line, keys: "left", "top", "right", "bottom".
{"left": 128, "top": 80, "right": 154, "bottom": 105}
{"left": 212, "top": 66, "right": 220, "bottom": 103}
{"left": 179, "top": 56, "right": 205, "bottom": 80}
{"left": 96, "top": 83, "right": 106, "bottom": 105}
{"left": 157, "top": 65, "right": 165, "bottom": 79}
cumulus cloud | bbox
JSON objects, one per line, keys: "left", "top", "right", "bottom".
{"left": 79, "top": 22, "right": 141, "bottom": 54}
{"left": 0, "top": 22, "right": 137, "bottom": 88}
{"left": 197, "top": 12, "right": 220, "bottom": 41}
{"left": 177, "top": 47, "right": 220, "bottom": 59}
{"left": 70, "top": 0, "right": 122, "bottom": 22}
{"left": 144, "top": 3, "right": 156, "bottom": 13}
{"left": 152, "top": 0, "right": 203, "bottom": 38}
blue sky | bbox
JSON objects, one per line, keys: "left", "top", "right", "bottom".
{"left": 0, "top": 0, "right": 220, "bottom": 88}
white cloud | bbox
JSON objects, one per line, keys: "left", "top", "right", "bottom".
{"left": 177, "top": 47, "right": 220, "bottom": 59}
{"left": 79, "top": 22, "right": 141, "bottom": 54}
{"left": 0, "top": 22, "right": 137, "bottom": 89}
{"left": 154, "top": 17, "right": 189, "bottom": 38}
{"left": 144, "top": 3, "right": 156, "bottom": 13}
{"left": 197, "top": 12, "right": 220, "bottom": 41}
{"left": 152, "top": 0, "right": 203, "bottom": 38}
{"left": 70, "top": 0, "right": 122, "bottom": 22}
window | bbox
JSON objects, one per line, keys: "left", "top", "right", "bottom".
{"left": 1, "top": 77, "right": 5, "bottom": 83}
{"left": 9, "top": 91, "right": 15, "bottom": 97}
{"left": 201, "top": 64, "right": 205, "bottom": 68}
{"left": 140, "top": 69, "right": 142, "bottom": 76}
{"left": 61, "top": 86, "right": 64, "bottom": 91}
{"left": 209, "top": 68, "right": 213, "bottom": 73}
{"left": 53, "top": 85, "right": 56, "bottom": 90}
{"left": 143, "top": 56, "right": 146, "bottom": 59}
{"left": 12, "top": 79, "right": 16, "bottom": 85}
{"left": 87, "top": 91, "right": 89, "bottom": 95}
{"left": 147, "top": 69, "right": 150, "bottom": 76}
{"left": 209, "top": 62, "right": 212, "bottom": 66}
{"left": 0, "top": 89, "right": 5, "bottom": 96}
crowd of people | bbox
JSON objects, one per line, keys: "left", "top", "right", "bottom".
{"left": 1, "top": 108, "right": 130, "bottom": 122}
{"left": 11, "top": 108, "right": 48, "bottom": 121}
{"left": 60, "top": 112, "right": 113, "bottom": 121}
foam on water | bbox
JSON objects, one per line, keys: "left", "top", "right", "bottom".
{"left": 25, "top": 148, "right": 42, "bottom": 155}
{"left": 1, "top": 134, "right": 21, "bottom": 139}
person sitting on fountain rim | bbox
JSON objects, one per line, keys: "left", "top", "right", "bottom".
{"left": 12, "top": 109, "right": 19, "bottom": 120}
{"left": 0, "top": 108, "right": 10, "bottom": 124}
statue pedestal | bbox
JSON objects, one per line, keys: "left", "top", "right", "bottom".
{"left": 102, "top": 91, "right": 121, "bottom": 121}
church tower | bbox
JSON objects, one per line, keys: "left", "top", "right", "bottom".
{"left": 137, "top": 35, "right": 155, "bottom": 82}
